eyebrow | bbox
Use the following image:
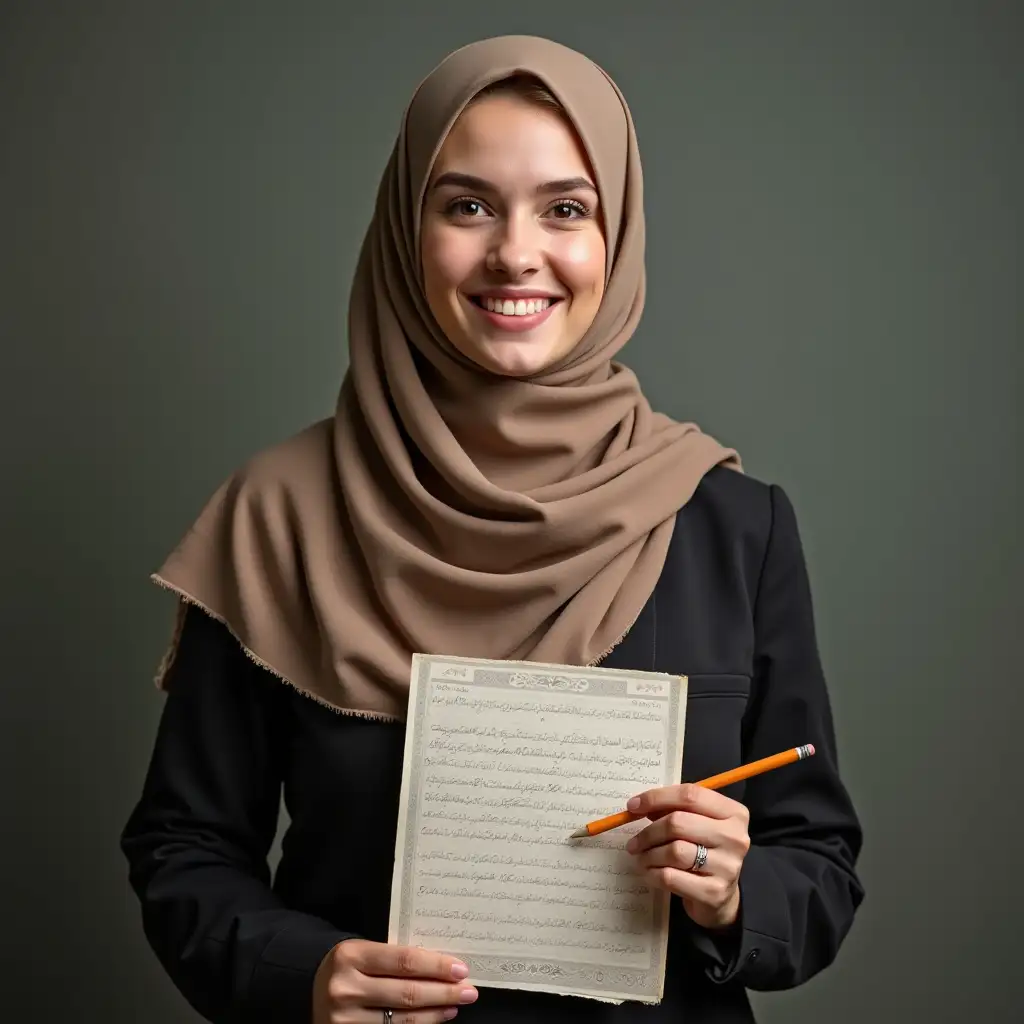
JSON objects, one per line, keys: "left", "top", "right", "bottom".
{"left": 430, "top": 171, "right": 598, "bottom": 196}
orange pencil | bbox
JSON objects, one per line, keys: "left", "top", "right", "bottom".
{"left": 569, "top": 744, "right": 816, "bottom": 839}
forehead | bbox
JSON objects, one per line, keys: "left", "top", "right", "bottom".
{"left": 430, "top": 94, "right": 594, "bottom": 185}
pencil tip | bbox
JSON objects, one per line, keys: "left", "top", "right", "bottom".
{"left": 569, "top": 828, "right": 588, "bottom": 839}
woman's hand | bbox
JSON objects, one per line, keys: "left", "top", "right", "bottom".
{"left": 625, "top": 783, "right": 751, "bottom": 931}
{"left": 312, "top": 939, "right": 478, "bottom": 1024}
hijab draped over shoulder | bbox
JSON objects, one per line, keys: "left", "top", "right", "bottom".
{"left": 153, "top": 35, "right": 740, "bottom": 720}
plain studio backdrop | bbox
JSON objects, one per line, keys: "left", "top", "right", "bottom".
{"left": 1, "top": 1, "right": 1020, "bottom": 1021}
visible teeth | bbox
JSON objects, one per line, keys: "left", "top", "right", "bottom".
{"left": 482, "top": 297, "right": 551, "bottom": 316}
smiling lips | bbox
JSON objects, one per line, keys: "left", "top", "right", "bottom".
{"left": 468, "top": 294, "right": 561, "bottom": 333}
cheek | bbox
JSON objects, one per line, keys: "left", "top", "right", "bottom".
{"left": 421, "top": 225, "right": 479, "bottom": 294}
{"left": 553, "top": 232, "right": 606, "bottom": 301}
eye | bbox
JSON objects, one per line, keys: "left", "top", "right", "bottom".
{"left": 548, "top": 198, "right": 591, "bottom": 220}
{"left": 445, "top": 197, "right": 489, "bottom": 218}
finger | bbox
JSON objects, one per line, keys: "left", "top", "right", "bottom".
{"left": 364, "top": 976, "right": 479, "bottom": 1012}
{"left": 645, "top": 865, "right": 734, "bottom": 907}
{"left": 626, "top": 810, "right": 725, "bottom": 855}
{"left": 635, "top": 839, "right": 716, "bottom": 876}
{"left": 627, "top": 783, "right": 743, "bottom": 821}
{"left": 354, "top": 1008, "right": 462, "bottom": 1024}
{"left": 356, "top": 944, "right": 470, "bottom": 982}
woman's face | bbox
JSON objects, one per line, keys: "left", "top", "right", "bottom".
{"left": 421, "top": 92, "right": 607, "bottom": 378}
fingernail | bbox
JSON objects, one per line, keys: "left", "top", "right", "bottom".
{"left": 443, "top": 1010, "right": 459, "bottom": 1020}
{"left": 459, "top": 987, "right": 478, "bottom": 1003}
{"left": 626, "top": 837, "right": 638, "bottom": 853}
{"left": 627, "top": 797, "right": 641, "bottom": 812}
{"left": 450, "top": 962, "right": 469, "bottom": 980}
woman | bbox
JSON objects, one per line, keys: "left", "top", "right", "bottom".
{"left": 121, "top": 34, "right": 863, "bottom": 1024}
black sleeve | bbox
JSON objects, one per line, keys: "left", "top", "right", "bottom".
{"left": 120, "top": 604, "right": 356, "bottom": 1023}
{"left": 695, "top": 484, "right": 865, "bottom": 989}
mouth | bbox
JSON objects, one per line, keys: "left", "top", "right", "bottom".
{"left": 465, "top": 294, "right": 563, "bottom": 333}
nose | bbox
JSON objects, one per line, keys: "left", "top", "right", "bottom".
{"left": 485, "top": 212, "right": 542, "bottom": 278}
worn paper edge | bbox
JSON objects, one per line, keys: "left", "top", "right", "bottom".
{"left": 386, "top": 654, "right": 426, "bottom": 944}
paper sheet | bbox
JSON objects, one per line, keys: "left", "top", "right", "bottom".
{"left": 388, "top": 654, "right": 688, "bottom": 1003}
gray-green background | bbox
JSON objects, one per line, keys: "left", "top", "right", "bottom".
{"left": 2, "top": 1, "right": 1020, "bottom": 1020}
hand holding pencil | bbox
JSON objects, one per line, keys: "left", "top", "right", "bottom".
{"left": 570, "top": 744, "right": 815, "bottom": 838}
{"left": 569, "top": 744, "right": 816, "bottom": 932}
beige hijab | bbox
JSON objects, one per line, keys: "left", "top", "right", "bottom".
{"left": 153, "top": 35, "right": 740, "bottom": 720}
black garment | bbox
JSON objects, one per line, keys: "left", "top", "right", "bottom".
{"left": 121, "top": 468, "right": 864, "bottom": 1023}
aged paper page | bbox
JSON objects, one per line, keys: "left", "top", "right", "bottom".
{"left": 388, "top": 655, "right": 688, "bottom": 1003}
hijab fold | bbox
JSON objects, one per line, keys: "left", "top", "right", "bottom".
{"left": 153, "top": 35, "right": 740, "bottom": 720}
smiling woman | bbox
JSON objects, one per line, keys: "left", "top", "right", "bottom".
{"left": 421, "top": 74, "right": 606, "bottom": 376}
{"left": 121, "top": 34, "right": 863, "bottom": 1024}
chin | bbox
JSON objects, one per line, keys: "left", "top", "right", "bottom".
{"left": 468, "top": 337, "right": 563, "bottom": 378}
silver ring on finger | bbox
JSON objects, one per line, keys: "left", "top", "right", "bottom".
{"left": 382, "top": 1011, "right": 393, "bottom": 1024}
{"left": 689, "top": 843, "right": 709, "bottom": 872}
